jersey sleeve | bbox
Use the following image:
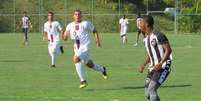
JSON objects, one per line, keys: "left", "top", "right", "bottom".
{"left": 119, "top": 19, "right": 122, "bottom": 24}
{"left": 57, "top": 22, "right": 62, "bottom": 31}
{"left": 87, "top": 21, "right": 95, "bottom": 32}
{"left": 156, "top": 32, "right": 169, "bottom": 44}
{"left": 126, "top": 19, "right": 129, "bottom": 24}
{"left": 44, "top": 24, "right": 48, "bottom": 32}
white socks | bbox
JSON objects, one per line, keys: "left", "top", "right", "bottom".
{"left": 122, "top": 36, "right": 126, "bottom": 44}
{"left": 75, "top": 62, "right": 85, "bottom": 82}
{"left": 51, "top": 54, "right": 56, "bottom": 65}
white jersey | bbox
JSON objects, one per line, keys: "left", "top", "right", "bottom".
{"left": 22, "top": 16, "right": 30, "bottom": 28}
{"left": 136, "top": 17, "right": 142, "bottom": 29}
{"left": 44, "top": 21, "right": 62, "bottom": 42}
{"left": 119, "top": 18, "right": 128, "bottom": 29}
{"left": 65, "top": 20, "right": 95, "bottom": 52}
{"left": 119, "top": 18, "right": 128, "bottom": 35}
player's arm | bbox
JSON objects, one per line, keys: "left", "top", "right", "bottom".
{"left": 93, "top": 29, "right": 101, "bottom": 48}
{"left": 29, "top": 20, "right": 32, "bottom": 29}
{"left": 154, "top": 42, "right": 172, "bottom": 71}
{"left": 17, "top": 20, "right": 22, "bottom": 29}
{"left": 138, "top": 54, "right": 150, "bottom": 73}
{"left": 43, "top": 31, "right": 48, "bottom": 41}
{"left": 62, "top": 30, "right": 69, "bottom": 41}
{"left": 59, "top": 28, "right": 64, "bottom": 40}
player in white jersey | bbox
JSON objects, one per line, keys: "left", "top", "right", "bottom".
{"left": 119, "top": 15, "right": 129, "bottom": 44}
{"left": 43, "top": 12, "right": 64, "bottom": 67}
{"left": 63, "top": 9, "right": 108, "bottom": 89}
{"left": 19, "top": 11, "right": 32, "bottom": 45}
{"left": 137, "top": 15, "right": 172, "bottom": 101}
{"left": 134, "top": 12, "right": 145, "bottom": 47}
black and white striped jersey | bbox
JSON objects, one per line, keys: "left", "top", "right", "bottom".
{"left": 144, "top": 31, "right": 172, "bottom": 70}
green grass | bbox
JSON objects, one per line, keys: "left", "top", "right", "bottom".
{"left": 0, "top": 33, "right": 201, "bottom": 101}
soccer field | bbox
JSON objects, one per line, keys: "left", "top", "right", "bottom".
{"left": 0, "top": 33, "right": 200, "bottom": 101}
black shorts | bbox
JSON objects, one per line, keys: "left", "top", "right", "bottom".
{"left": 22, "top": 28, "right": 28, "bottom": 34}
{"left": 120, "top": 34, "right": 127, "bottom": 38}
{"left": 147, "top": 61, "right": 171, "bottom": 85}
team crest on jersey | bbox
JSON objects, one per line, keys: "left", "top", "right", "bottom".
{"left": 151, "top": 39, "right": 157, "bottom": 46}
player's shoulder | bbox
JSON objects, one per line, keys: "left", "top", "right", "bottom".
{"left": 153, "top": 30, "right": 168, "bottom": 41}
{"left": 81, "top": 20, "right": 90, "bottom": 24}
{"left": 67, "top": 22, "right": 74, "bottom": 27}
{"left": 44, "top": 21, "right": 49, "bottom": 25}
{"left": 153, "top": 31, "right": 165, "bottom": 37}
{"left": 53, "top": 21, "right": 60, "bottom": 25}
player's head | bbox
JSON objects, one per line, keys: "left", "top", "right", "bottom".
{"left": 73, "top": 9, "right": 82, "bottom": 23}
{"left": 137, "top": 12, "right": 141, "bottom": 17}
{"left": 123, "top": 15, "right": 126, "bottom": 19}
{"left": 140, "top": 15, "right": 154, "bottom": 33}
{"left": 23, "top": 11, "right": 27, "bottom": 16}
{"left": 48, "top": 11, "right": 54, "bottom": 21}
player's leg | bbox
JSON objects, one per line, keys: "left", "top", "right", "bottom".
{"left": 85, "top": 59, "right": 108, "bottom": 79}
{"left": 48, "top": 43, "right": 55, "bottom": 67}
{"left": 147, "top": 80, "right": 160, "bottom": 101}
{"left": 24, "top": 28, "right": 28, "bottom": 45}
{"left": 145, "top": 71, "right": 153, "bottom": 100}
{"left": 54, "top": 42, "right": 64, "bottom": 54}
{"left": 122, "top": 28, "right": 127, "bottom": 44}
{"left": 134, "top": 29, "right": 141, "bottom": 46}
{"left": 73, "top": 55, "right": 87, "bottom": 88}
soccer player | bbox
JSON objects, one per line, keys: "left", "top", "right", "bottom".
{"left": 63, "top": 9, "right": 108, "bottom": 89}
{"left": 133, "top": 12, "right": 145, "bottom": 47}
{"left": 119, "top": 15, "right": 129, "bottom": 44}
{"left": 43, "top": 11, "right": 64, "bottom": 67}
{"left": 137, "top": 15, "right": 172, "bottom": 101}
{"left": 19, "top": 11, "right": 32, "bottom": 45}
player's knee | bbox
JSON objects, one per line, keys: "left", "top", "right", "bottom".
{"left": 86, "top": 60, "right": 94, "bottom": 68}
{"left": 73, "top": 56, "right": 80, "bottom": 63}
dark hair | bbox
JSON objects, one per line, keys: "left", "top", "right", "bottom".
{"left": 48, "top": 11, "right": 54, "bottom": 16}
{"left": 23, "top": 11, "right": 27, "bottom": 14}
{"left": 74, "top": 9, "right": 82, "bottom": 14}
{"left": 141, "top": 15, "right": 154, "bottom": 28}
{"left": 123, "top": 15, "right": 126, "bottom": 19}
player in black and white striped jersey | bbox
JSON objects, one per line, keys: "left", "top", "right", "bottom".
{"left": 137, "top": 15, "right": 172, "bottom": 101}
{"left": 19, "top": 11, "right": 32, "bottom": 45}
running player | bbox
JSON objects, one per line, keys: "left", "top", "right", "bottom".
{"left": 43, "top": 11, "right": 64, "bottom": 67}
{"left": 119, "top": 15, "right": 129, "bottom": 44}
{"left": 134, "top": 12, "right": 145, "bottom": 46}
{"left": 137, "top": 15, "right": 172, "bottom": 101}
{"left": 63, "top": 9, "right": 108, "bottom": 89}
{"left": 19, "top": 11, "right": 32, "bottom": 45}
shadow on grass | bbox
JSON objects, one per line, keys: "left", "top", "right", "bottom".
{"left": 86, "top": 84, "right": 192, "bottom": 91}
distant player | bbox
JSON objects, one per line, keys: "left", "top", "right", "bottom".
{"left": 134, "top": 12, "right": 145, "bottom": 46}
{"left": 119, "top": 15, "right": 129, "bottom": 44}
{"left": 137, "top": 15, "right": 172, "bottom": 101}
{"left": 63, "top": 9, "right": 108, "bottom": 89}
{"left": 43, "top": 12, "right": 64, "bottom": 67}
{"left": 19, "top": 11, "right": 32, "bottom": 45}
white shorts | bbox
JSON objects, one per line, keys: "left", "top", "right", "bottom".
{"left": 74, "top": 48, "right": 90, "bottom": 64}
{"left": 48, "top": 41, "right": 60, "bottom": 55}
{"left": 120, "top": 27, "right": 128, "bottom": 36}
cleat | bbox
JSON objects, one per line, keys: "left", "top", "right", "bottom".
{"left": 133, "top": 43, "right": 138, "bottom": 47}
{"left": 79, "top": 80, "right": 87, "bottom": 89}
{"left": 51, "top": 65, "right": 56, "bottom": 68}
{"left": 102, "top": 67, "right": 108, "bottom": 79}
{"left": 60, "top": 46, "right": 64, "bottom": 54}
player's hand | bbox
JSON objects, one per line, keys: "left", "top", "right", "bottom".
{"left": 138, "top": 64, "right": 145, "bottom": 73}
{"left": 154, "top": 62, "right": 162, "bottom": 71}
